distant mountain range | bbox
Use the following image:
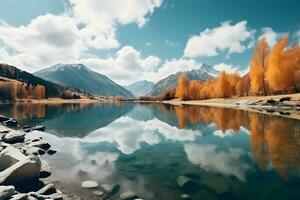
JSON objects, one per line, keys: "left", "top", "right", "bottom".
{"left": 125, "top": 80, "right": 155, "bottom": 97}
{"left": 149, "top": 63, "right": 219, "bottom": 96}
{"left": 34, "top": 64, "right": 134, "bottom": 99}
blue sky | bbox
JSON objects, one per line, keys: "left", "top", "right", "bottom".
{"left": 0, "top": 0, "right": 299, "bottom": 84}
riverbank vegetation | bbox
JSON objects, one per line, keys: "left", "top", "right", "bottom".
{"left": 141, "top": 35, "right": 300, "bottom": 101}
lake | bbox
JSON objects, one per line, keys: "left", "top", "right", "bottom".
{"left": 1, "top": 102, "right": 300, "bottom": 200}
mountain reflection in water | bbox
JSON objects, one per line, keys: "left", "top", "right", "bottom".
{"left": 0, "top": 102, "right": 300, "bottom": 199}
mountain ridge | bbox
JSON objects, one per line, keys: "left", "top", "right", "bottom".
{"left": 125, "top": 80, "right": 155, "bottom": 97}
{"left": 34, "top": 64, "right": 134, "bottom": 99}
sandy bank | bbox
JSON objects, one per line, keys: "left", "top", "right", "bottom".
{"left": 163, "top": 93, "right": 300, "bottom": 120}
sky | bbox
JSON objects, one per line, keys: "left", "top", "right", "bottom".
{"left": 0, "top": 0, "right": 300, "bottom": 85}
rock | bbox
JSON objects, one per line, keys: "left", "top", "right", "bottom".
{"left": 40, "top": 160, "right": 51, "bottom": 178}
{"left": 2, "top": 130, "right": 25, "bottom": 144}
{"left": 29, "top": 141, "right": 50, "bottom": 151}
{"left": 47, "top": 149, "right": 57, "bottom": 155}
{"left": 32, "top": 125, "right": 45, "bottom": 131}
{"left": 0, "top": 146, "right": 27, "bottom": 171}
{"left": 2, "top": 119, "right": 18, "bottom": 127}
{"left": 0, "top": 185, "right": 15, "bottom": 200}
{"left": 37, "top": 184, "right": 56, "bottom": 195}
{"left": 0, "top": 130, "right": 10, "bottom": 134}
{"left": 29, "top": 192, "right": 63, "bottom": 200}
{"left": 279, "top": 97, "right": 291, "bottom": 102}
{"left": 0, "top": 115, "right": 9, "bottom": 123}
{"left": 0, "top": 156, "right": 41, "bottom": 185}
{"left": 120, "top": 191, "right": 138, "bottom": 200}
{"left": 176, "top": 176, "right": 200, "bottom": 193}
{"left": 266, "top": 99, "right": 277, "bottom": 104}
{"left": 9, "top": 193, "right": 28, "bottom": 200}
{"left": 81, "top": 180, "right": 99, "bottom": 188}
{"left": 93, "top": 191, "right": 104, "bottom": 197}
{"left": 101, "top": 183, "right": 120, "bottom": 195}
{"left": 180, "top": 194, "right": 191, "bottom": 200}
{"left": 26, "top": 147, "right": 46, "bottom": 156}
{"left": 23, "top": 128, "right": 32, "bottom": 133}
{"left": 77, "top": 169, "right": 88, "bottom": 178}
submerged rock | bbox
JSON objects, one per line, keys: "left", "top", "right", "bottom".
{"left": 180, "top": 194, "right": 191, "bottom": 200}
{"left": 0, "top": 115, "right": 10, "bottom": 123}
{"left": 101, "top": 183, "right": 120, "bottom": 195}
{"left": 176, "top": 176, "right": 200, "bottom": 193}
{"left": 93, "top": 191, "right": 104, "bottom": 197}
{"left": 47, "top": 149, "right": 57, "bottom": 155}
{"left": 120, "top": 191, "right": 138, "bottom": 200}
{"left": 0, "top": 185, "right": 15, "bottom": 199}
{"left": 81, "top": 180, "right": 99, "bottom": 188}
{"left": 26, "top": 147, "right": 45, "bottom": 156}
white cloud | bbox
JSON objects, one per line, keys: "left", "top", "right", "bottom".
{"left": 260, "top": 27, "right": 278, "bottom": 47}
{"left": 213, "top": 63, "right": 239, "bottom": 73}
{"left": 69, "top": 0, "right": 163, "bottom": 49}
{"left": 184, "top": 21, "right": 254, "bottom": 58}
{"left": 80, "top": 46, "right": 161, "bottom": 85}
{"left": 184, "top": 144, "right": 250, "bottom": 182}
{"left": 0, "top": 14, "right": 83, "bottom": 72}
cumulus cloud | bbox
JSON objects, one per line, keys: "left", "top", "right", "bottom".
{"left": 259, "top": 27, "right": 278, "bottom": 47}
{"left": 184, "top": 143, "right": 250, "bottom": 182}
{"left": 0, "top": 14, "right": 82, "bottom": 71}
{"left": 213, "top": 63, "right": 239, "bottom": 73}
{"left": 184, "top": 21, "right": 254, "bottom": 58}
{"left": 69, "top": 0, "right": 164, "bottom": 49}
{"left": 0, "top": 0, "right": 164, "bottom": 72}
{"left": 79, "top": 46, "right": 161, "bottom": 85}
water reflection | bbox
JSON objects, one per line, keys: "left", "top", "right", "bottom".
{"left": 1, "top": 103, "right": 300, "bottom": 199}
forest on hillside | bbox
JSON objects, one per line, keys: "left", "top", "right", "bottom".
{"left": 0, "top": 64, "right": 82, "bottom": 100}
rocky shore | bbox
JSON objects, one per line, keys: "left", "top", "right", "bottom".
{"left": 0, "top": 115, "right": 144, "bottom": 200}
{"left": 0, "top": 115, "right": 79, "bottom": 200}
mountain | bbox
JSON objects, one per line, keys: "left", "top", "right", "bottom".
{"left": 34, "top": 64, "right": 134, "bottom": 99}
{"left": 0, "top": 63, "right": 78, "bottom": 98}
{"left": 149, "top": 63, "right": 219, "bottom": 96}
{"left": 125, "top": 80, "right": 155, "bottom": 97}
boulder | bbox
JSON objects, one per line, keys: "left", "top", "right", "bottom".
{"left": 29, "top": 141, "right": 50, "bottom": 151}
{"left": 26, "top": 147, "right": 45, "bottom": 156}
{"left": 9, "top": 193, "right": 28, "bottom": 200}
{"left": 176, "top": 176, "right": 200, "bottom": 193}
{"left": 32, "top": 125, "right": 45, "bottom": 132}
{"left": 36, "top": 184, "right": 56, "bottom": 195}
{"left": 2, "top": 130, "right": 25, "bottom": 144}
{"left": 101, "top": 183, "right": 120, "bottom": 195}
{"left": 0, "top": 146, "right": 27, "bottom": 171}
{"left": 40, "top": 160, "right": 51, "bottom": 178}
{"left": 120, "top": 191, "right": 138, "bottom": 200}
{"left": 0, "top": 116, "right": 9, "bottom": 123}
{"left": 0, "top": 185, "right": 15, "bottom": 200}
{"left": 81, "top": 180, "right": 99, "bottom": 189}
{"left": 0, "top": 156, "right": 41, "bottom": 185}
{"left": 2, "top": 119, "right": 18, "bottom": 127}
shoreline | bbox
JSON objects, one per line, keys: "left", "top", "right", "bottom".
{"left": 0, "top": 116, "right": 74, "bottom": 199}
{"left": 162, "top": 93, "right": 300, "bottom": 120}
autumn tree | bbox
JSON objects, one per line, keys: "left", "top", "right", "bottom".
{"left": 249, "top": 37, "right": 270, "bottom": 96}
{"left": 215, "top": 71, "right": 231, "bottom": 98}
{"left": 188, "top": 80, "right": 202, "bottom": 100}
{"left": 266, "top": 35, "right": 300, "bottom": 93}
{"left": 176, "top": 74, "right": 189, "bottom": 100}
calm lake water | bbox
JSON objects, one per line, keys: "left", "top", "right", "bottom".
{"left": 1, "top": 102, "right": 300, "bottom": 200}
